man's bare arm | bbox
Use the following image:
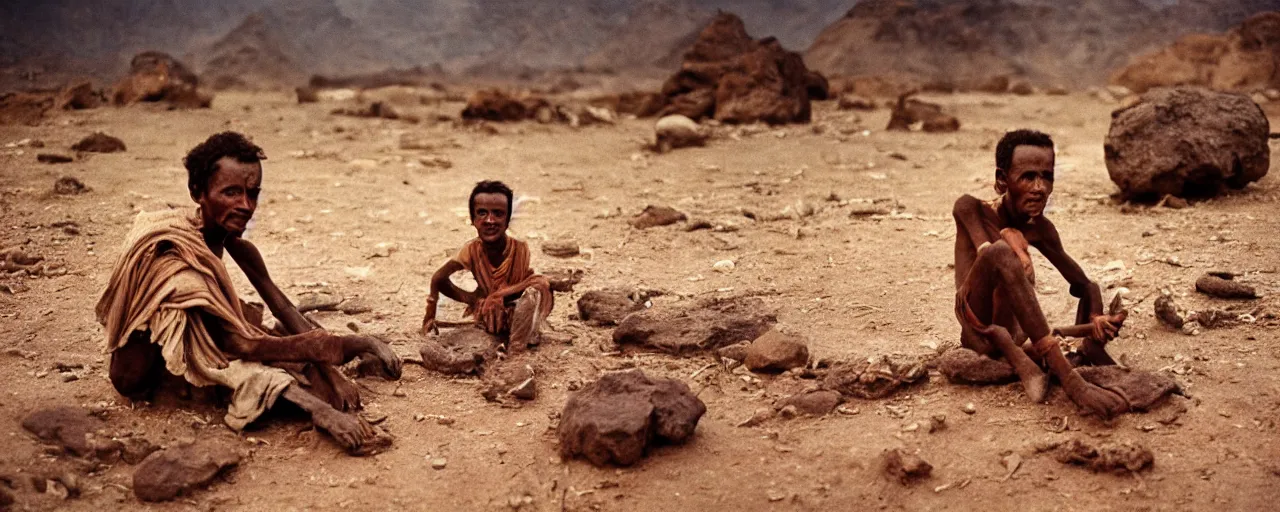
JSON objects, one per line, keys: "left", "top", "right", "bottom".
{"left": 213, "top": 317, "right": 402, "bottom": 378}
{"left": 225, "top": 238, "right": 312, "bottom": 335}
{"left": 952, "top": 195, "right": 1000, "bottom": 251}
{"left": 1032, "top": 220, "right": 1103, "bottom": 317}
{"left": 1031, "top": 220, "right": 1123, "bottom": 345}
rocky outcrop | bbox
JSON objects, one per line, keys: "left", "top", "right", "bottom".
{"left": 1112, "top": 12, "right": 1280, "bottom": 93}
{"left": 112, "top": 52, "right": 211, "bottom": 108}
{"left": 659, "top": 13, "right": 826, "bottom": 124}
{"left": 805, "top": 0, "right": 1279, "bottom": 89}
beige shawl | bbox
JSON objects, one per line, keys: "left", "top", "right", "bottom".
{"left": 95, "top": 209, "right": 293, "bottom": 430}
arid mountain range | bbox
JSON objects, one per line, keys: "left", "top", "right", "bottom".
{"left": 0, "top": 0, "right": 1276, "bottom": 90}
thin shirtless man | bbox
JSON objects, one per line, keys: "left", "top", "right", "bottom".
{"left": 98, "top": 132, "right": 402, "bottom": 453}
{"left": 951, "top": 129, "right": 1129, "bottom": 418}
{"left": 422, "top": 181, "right": 553, "bottom": 349}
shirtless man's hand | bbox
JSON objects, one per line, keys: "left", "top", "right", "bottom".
{"left": 340, "top": 335, "right": 402, "bottom": 379}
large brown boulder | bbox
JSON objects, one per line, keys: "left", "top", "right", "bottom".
{"left": 659, "top": 13, "right": 824, "bottom": 124}
{"left": 557, "top": 369, "right": 706, "bottom": 466}
{"left": 1105, "top": 87, "right": 1269, "bottom": 200}
{"left": 112, "top": 52, "right": 211, "bottom": 108}
{"left": 1112, "top": 12, "right": 1280, "bottom": 93}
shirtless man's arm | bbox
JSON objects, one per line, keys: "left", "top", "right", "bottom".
{"left": 1031, "top": 218, "right": 1125, "bottom": 364}
{"left": 220, "top": 237, "right": 401, "bottom": 377}
{"left": 226, "top": 237, "right": 312, "bottom": 334}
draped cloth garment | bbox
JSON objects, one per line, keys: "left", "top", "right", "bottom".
{"left": 96, "top": 209, "right": 294, "bottom": 430}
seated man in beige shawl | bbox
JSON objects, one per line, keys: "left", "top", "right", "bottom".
{"left": 97, "top": 132, "right": 402, "bottom": 454}
{"left": 421, "top": 180, "right": 553, "bottom": 349}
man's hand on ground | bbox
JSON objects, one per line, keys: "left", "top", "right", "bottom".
{"left": 340, "top": 335, "right": 402, "bottom": 379}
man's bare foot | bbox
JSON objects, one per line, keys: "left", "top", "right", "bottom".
{"left": 316, "top": 364, "right": 362, "bottom": 411}
{"left": 313, "top": 407, "right": 378, "bottom": 453}
{"left": 1021, "top": 373, "right": 1049, "bottom": 403}
{"left": 1064, "top": 377, "right": 1129, "bottom": 418}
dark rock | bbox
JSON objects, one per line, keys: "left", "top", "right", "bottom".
{"left": 1154, "top": 294, "right": 1185, "bottom": 328}
{"left": 557, "top": 369, "right": 706, "bottom": 466}
{"left": 482, "top": 363, "right": 536, "bottom": 402}
{"left": 822, "top": 355, "right": 927, "bottom": 399}
{"left": 744, "top": 330, "right": 809, "bottom": 373}
{"left": 837, "top": 94, "right": 876, "bottom": 111}
{"left": 716, "top": 341, "right": 751, "bottom": 362}
{"left": 545, "top": 268, "right": 583, "bottom": 293}
{"left": 338, "top": 298, "right": 373, "bottom": 315}
{"left": 882, "top": 449, "right": 933, "bottom": 484}
{"left": 542, "top": 240, "right": 580, "bottom": 258}
{"left": 55, "top": 82, "right": 104, "bottom": 110}
{"left": 71, "top": 132, "right": 126, "bottom": 153}
{"left": 461, "top": 89, "right": 548, "bottom": 122}
{"left": 1105, "top": 87, "right": 1269, "bottom": 200}
{"left": 1041, "top": 439, "right": 1153, "bottom": 474}
{"left": 613, "top": 297, "right": 776, "bottom": 355}
{"left": 973, "top": 75, "right": 1011, "bottom": 94}
{"left": 120, "top": 437, "right": 160, "bottom": 465}
{"left": 295, "top": 86, "right": 319, "bottom": 103}
{"left": 0, "top": 486, "right": 12, "bottom": 507}
{"left": 37, "top": 153, "right": 74, "bottom": 164}
{"left": 332, "top": 101, "right": 414, "bottom": 122}
{"left": 132, "top": 440, "right": 242, "bottom": 502}
{"left": 295, "top": 292, "right": 342, "bottom": 313}
{"left": 805, "top": 70, "right": 831, "bottom": 100}
{"left": 779, "top": 390, "right": 842, "bottom": 416}
{"left": 1077, "top": 366, "right": 1182, "bottom": 411}
{"left": 53, "top": 176, "right": 89, "bottom": 195}
{"left": 1009, "top": 80, "right": 1035, "bottom": 95}
{"left": 590, "top": 91, "right": 666, "bottom": 118}
{"left": 112, "top": 52, "right": 211, "bottom": 108}
{"left": 419, "top": 328, "right": 499, "bottom": 375}
{"left": 577, "top": 290, "right": 644, "bottom": 327}
{"left": 937, "top": 348, "right": 1017, "bottom": 384}
{"left": 0, "top": 91, "right": 55, "bottom": 125}
{"left": 632, "top": 205, "right": 687, "bottom": 229}
{"left": 886, "top": 93, "right": 959, "bottom": 132}
{"left": 1195, "top": 273, "right": 1258, "bottom": 299}
{"left": 22, "top": 406, "right": 122, "bottom": 459}
{"left": 658, "top": 13, "right": 821, "bottom": 124}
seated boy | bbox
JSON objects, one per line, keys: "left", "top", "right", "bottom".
{"left": 422, "top": 180, "right": 553, "bottom": 349}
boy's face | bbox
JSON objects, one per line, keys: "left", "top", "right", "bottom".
{"left": 471, "top": 192, "right": 510, "bottom": 244}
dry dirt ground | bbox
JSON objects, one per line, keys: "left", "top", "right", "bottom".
{"left": 1, "top": 90, "right": 1279, "bottom": 511}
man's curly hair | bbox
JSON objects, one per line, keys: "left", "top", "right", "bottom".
{"left": 183, "top": 132, "right": 265, "bottom": 198}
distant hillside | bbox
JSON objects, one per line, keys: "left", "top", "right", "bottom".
{"left": 803, "top": 0, "right": 1280, "bottom": 87}
{"left": 3, "top": 0, "right": 1273, "bottom": 91}
{"left": 0, "top": 0, "right": 850, "bottom": 90}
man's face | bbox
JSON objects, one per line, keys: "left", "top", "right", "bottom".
{"left": 196, "top": 157, "right": 261, "bottom": 236}
{"left": 998, "top": 145, "right": 1054, "bottom": 218}
{"left": 471, "top": 192, "right": 510, "bottom": 244}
